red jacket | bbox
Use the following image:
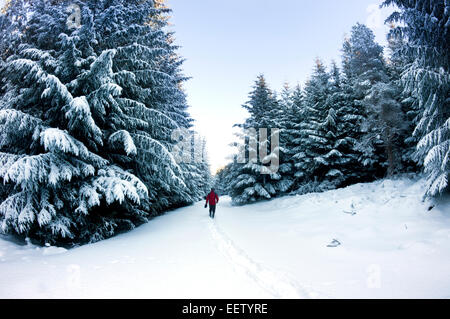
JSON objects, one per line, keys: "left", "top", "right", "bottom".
{"left": 206, "top": 192, "right": 219, "bottom": 206}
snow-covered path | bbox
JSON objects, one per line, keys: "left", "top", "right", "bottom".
{"left": 1, "top": 177, "right": 450, "bottom": 298}
{"left": 0, "top": 202, "right": 277, "bottom": 299}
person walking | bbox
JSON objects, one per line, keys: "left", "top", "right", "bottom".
{"left": 205, "top": 188, "right": 219, "bottom": 219}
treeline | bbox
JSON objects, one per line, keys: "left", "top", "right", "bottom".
{"left": 0, "top": 0, "right": 212, "bottom": 245}
{"left": 216, "top": 0, "right": 448, "bottom": 205}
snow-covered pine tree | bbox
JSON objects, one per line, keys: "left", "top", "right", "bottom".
{"left": 287, "top": 84, "right": 309, "bottom": 187}
{"left": 0, "top": 1, "right": 148, "bottom": 244}
{"left": 342, "top": 23, "right": 390, "bottom": 179}
{"left": 385, "top": 26, "right": 419, "bottom": 173}
{"left": 0, "top": 0, "right": 27, "bottom": 62}
{"left": 342, "top": 23, "right": 387, "bottom": 85}
{"left": 197, "top": 137, "right": 213, "bottom": 197}
{"left": 86, "top": 0, "right": 195, "bottom": 213}
{"left": 292, "top": 59, "right": 337, "bottom": 193}
{"left": 274, "top": 83, "right": 295, "bottom": 193}
{"left": 383, "top": 0, "right": 449, "bottom": 197}
{"left": 357, "top": 25, "right": 411, "bottom": 177}
{"left": 320, "top": 61, "right": 353, "bottom": 188}
{"left": 0, "top": 0, "right": 196, "bottom": 244}
{"left": 214, "top": 163, "right": 235, "bottom": 196}
{"left": 363, "top": 81, "right": 406, "bottom": 176}
{"left": 228, "top": 75, "right": 283, "bottom": 204}
{"left": 181, "top": 133, "right": 212, "bottom": 202}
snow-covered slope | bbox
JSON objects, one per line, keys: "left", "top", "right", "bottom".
{"left": 1, "top": 177, "right": 449, "bottom": 298}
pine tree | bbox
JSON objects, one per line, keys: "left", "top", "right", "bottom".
{"left": 291, "top": 59, "right": 335, "bottom": 193}
{"left": 363, "top": 81, "right": 406, "bottom": 176}
{"left": 181, "top": 133, "right": 212, "bottom": 202}
{"left": 0, "top": 0, "right": 196, "bottom": 244}
{"left": 86, "top": 0, "right": 195, "bottom": 213}
{"left": 214, "top": 162, "right": 236, "bottom": 196}
{"left": 198, "top": 137, "right": 213, "bottom": 196}
{"left": 275, "top": 83, "right": 295, "bottom": 193}
{"left": 0, "top": 0, "right": 27, "bottom": 61}
{"left": 228, "top": 75, "right": 283, "bottom": 204}
{"left": 332, "top": 66, "right": 366, "bottom": 185}
{"left": 342, "top": 23, "right": 391, "bottom": 178}
{"left": 383, "top": 0, "right": 449, "bottom": 196}
{"left": 342, "top": 23, "right": 387, "bottom": 84}
{"left": 288, "top": 84, "right": 308, "bottom": 186}
{"left": 386, "top": 26, "right": 419, "bottom": 173}
{"left": 321, "top": 62, "right": 353, "bottom": 187}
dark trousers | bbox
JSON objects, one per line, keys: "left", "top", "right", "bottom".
{"left": 209, "top": 205, "right": 216, "bottom": 219}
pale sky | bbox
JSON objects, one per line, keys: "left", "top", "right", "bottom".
{"left": 168, "top": 0, "right": 394, "bottom": 174}
{"left": 0, "top": 0, "right": 395, "bottom": 174}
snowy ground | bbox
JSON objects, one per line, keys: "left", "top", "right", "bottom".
{"left": 1, "top": 177, "right": 450, "bottom": 299}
